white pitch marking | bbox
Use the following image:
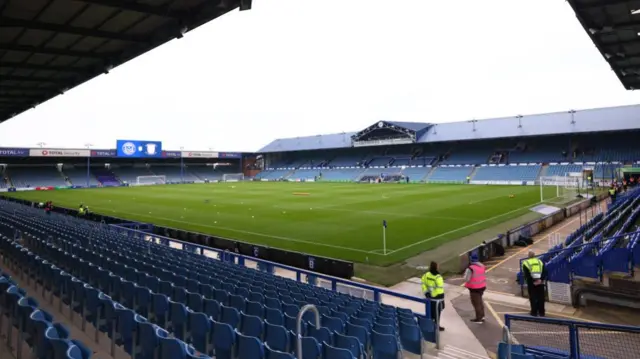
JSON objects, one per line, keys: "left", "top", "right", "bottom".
{"left": 87, "top": 205, "right": 378, "bottom": 255}
{"left": 386, "top": 200, "right": 553, "bottom": 255}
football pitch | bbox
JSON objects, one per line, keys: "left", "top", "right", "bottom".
{"left": 3, "top": 182, "right": 558, "bottom": 265}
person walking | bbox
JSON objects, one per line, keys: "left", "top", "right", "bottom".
{"left": 522, "top": 251, "right": 547, "bottom": 317}
{"left": 464, "top": 254, "right": 486, "bottom": 323}
{"left": 421, "top": 261, "right": 445, "bottom": 331}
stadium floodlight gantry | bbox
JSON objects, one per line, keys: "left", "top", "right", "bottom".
{"left": 0, "top": 0, "right": 252, "bottom": 123}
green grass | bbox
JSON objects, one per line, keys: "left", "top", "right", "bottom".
{"left": 3, "top": 182, "right": 558, "bottom": 266}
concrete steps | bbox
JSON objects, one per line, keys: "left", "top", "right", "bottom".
{"left": 422, "top": 166, "right": 437, "bottom": 181}
{"left": 469, "top": 166, "right": 479, "bottom": 180}
{"left": 436, "top": 345, "right": 491, "bottom": 359}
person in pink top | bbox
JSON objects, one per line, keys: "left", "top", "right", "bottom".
{"left": 464, "top": 253, "right": 487, "bottom": 323}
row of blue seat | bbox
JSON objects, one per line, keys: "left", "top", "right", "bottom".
{"left": 0, "top": 255, "right": 92, "bottom": 358}
{"left": 0, "top": 201, "right": 438, "bottom": 358}
{"left": 519, "top": 189, "right": 640, "bottom": 286}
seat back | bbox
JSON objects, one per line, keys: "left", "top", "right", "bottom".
{"left": 237, "top": 332, "right": 264, "bottom": 359}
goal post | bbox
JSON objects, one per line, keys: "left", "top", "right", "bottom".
{"left": 136, "top": 175, "right": 166, "bottom": 186}
{"left": 539, "top": 174, "right": 582, "bottom": 202}
{"left": 222, "top": 173, "right": 244, "bottom": 182}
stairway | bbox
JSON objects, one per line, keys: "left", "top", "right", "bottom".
{"left": 434, "top": 345, "right": 491, "bottom": 359}
{"left": 537, "top": 164, "right": 549, "bottom": 183}
{"left": 58, "top": 167, "right": 72, "bottom": 186}
{"left": 468, "top": 166, "right": 479, "bottom": 180}
{"left": 422, "top": 166, "right": 437, "bottom": 181}
{"left": 283, "top": 169, "right": 297, "bottom": 179}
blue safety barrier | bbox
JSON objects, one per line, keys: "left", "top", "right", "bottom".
{"left": 503, "top": 314, "right": 640, "bottom": 359}
{"left": 111, "top": 224, "right": 436, "bottom": 316}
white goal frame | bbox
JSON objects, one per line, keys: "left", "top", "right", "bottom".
{"left": 136, "top": 175, "right": 166, "bottom": 186}
{"left": 222, "top": 173, "right": 244, "bottom": 182}
{"left": 539, "top": 174, "right": 582, "bottom": 202}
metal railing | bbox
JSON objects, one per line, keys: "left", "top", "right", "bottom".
{"left": 112, "top": 225, "right": 440, "bottom": 319}
{"left": 502, "top": 326, "right": 513, "bottom": 359}
{"left": 297, "top": 305, "right": 320, "bottom": 359}
{"left": 505, "top": 314, "right": 640, "bottom": 359}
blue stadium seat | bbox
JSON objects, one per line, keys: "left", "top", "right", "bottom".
{"left": 213, "top": 321, "right": 236, "bottom": 359}
{"left": 237, "top": 332, "right": 265, "bottom": 359}
{"left": 265, "top": 321, "right": 290, "bottom": 352}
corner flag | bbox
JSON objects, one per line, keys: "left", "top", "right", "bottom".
{"left": 382, "top": 220, "right": 387, "bottom": 255}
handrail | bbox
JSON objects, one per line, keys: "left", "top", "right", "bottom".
{"left": 113, "top": 225, "right": 435, "bottom": 315}
{"left": 502, "top": 326, "right": 512, "bottom": 359}
{"left": 296, "top": 304, "right": 320, "bottom": 359}
{"left": 434, "top": 299, "right": 443, "bottom": 350}
{"left": 504, "top": 314, "right": 640, "bottom": 333}
{"left": 505, "top": 314, "right": 640, "bottom": 359}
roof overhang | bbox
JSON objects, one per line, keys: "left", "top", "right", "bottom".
{"left": 568, "top": 0, "right": 640, "bottom": 89}
{"left": 0, "top": 0, "right": 251, "bottom": 123}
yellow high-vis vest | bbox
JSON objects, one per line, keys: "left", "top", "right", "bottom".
{"left": 421, "top": 272, "right": 444, "bottom": 297}
{"left": 522, "top": 258, "right": 543, "bottom": 279}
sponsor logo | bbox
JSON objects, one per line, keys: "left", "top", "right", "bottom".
{"left": 161, "top": 151, "right": 181, "bottom": 158}
{"left": 121, "top": 142, "right": 137, "bottom": 156}
{"left": 145, "top": 143, "right": 157, "bottom": 155}
{"left": 29, "top": 149, "right": 90, "bottom": 157}
{"left": 184, "top": 151, "right": 218, "bottom": 158}
{"left": 0, "top": 149, "right": 28, "bottom": 156}
{"left": 91, "top": 150, "right": 115, "bottom": 157}
{"left": 44, "top": 150, "right": 80, "bottom": 156}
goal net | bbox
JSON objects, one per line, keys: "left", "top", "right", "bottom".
{"left": 136, "top": 175, "right": 166, "bottom": 186}
{"left": 539, "top": 174, "right": 582, "bottom": 202}
{"left": 222, "top": 173, "right": 244, "bottom": 182}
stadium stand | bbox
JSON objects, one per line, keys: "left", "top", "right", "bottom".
{"left": 6, "top": 167, "right": 67, "bottom": 188}
{"left": 189, "top": 166, "right": 237, "bottom": 181}
{"left": 427, "top": 166, "right": 473, "bottom": 183}
{"left": 289, "top": 170, "right": 320, "bottom": 181}
{"left": 0, "top": 201, "right": 443, "bottom": 359}
{"left": 514, "top": 187, "right": 640, "bottom": 316}
{"left": 2, "top": 197, "right": 639, "bottom": 359}
{"left": 150, "top": 166, "right": 199, "bottom": 183}
{"left": 318, "top": 169, "right": 363, "bottom": 182}
{"left": 472, "top": 165, "right": 542, "bottom": 183}
{"left": 111, "top": 167, "right": 153, "bottom": 184}
{"left": 400, "top": 167, "right": 432, "bottom": 182}
{"left": 0, "top": 248, "right": 95, "bottom": 359}
{"left": 546, "top": 164, "right": 584, "bottom": 178}
{"left": 62, "top": 166, "right": 100, "bottom": 187}
{"left": 594, "top": 163, "right": 622, "bottom": 180}
{"left": 92, "top": 169, "right": 121, "bottom": 187}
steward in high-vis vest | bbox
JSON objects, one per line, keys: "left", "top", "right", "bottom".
{"left": 421, "top": 261, "right": 445, "bottom": 331}
{"left": 464, "top": 254, "right": 486, "bottom": 323}
{"left": 609, "top": 187, "right": 616, "bottom": 202}
{"left": 522, "top": 251, "right": 547, "bottom": 317}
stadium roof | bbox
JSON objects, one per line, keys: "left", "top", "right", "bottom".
{"left": 568, "top": 0, "right": 640, "bottom": 90}
{"left": 258, "top": 104, "right": 640, "bottom": 153}
{"left": 0, "top": 0, "right": 251, "bottom": 123}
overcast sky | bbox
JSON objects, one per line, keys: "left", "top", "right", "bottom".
{"left": 0, "top": 0, "right": 638, "bottom": 152}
